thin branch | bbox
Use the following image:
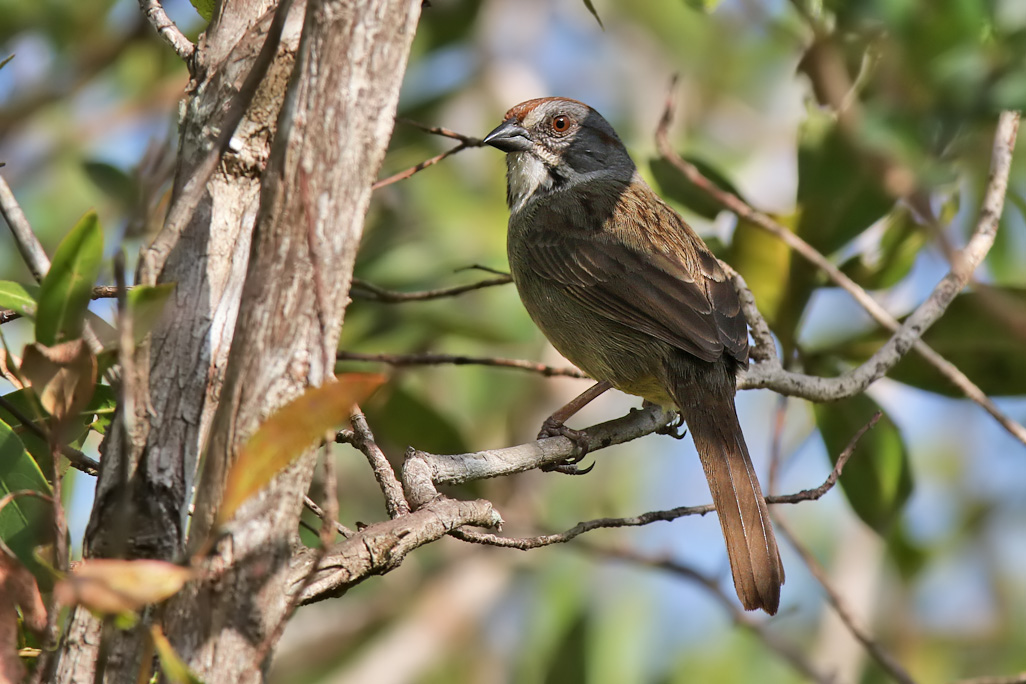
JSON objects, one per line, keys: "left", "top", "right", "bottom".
{"left": 770, "top": 411, "right": 880, "bottom": 504}
{"left": 776, "top": 517, "right": 918, "bottom": 684}
{"left": 139, "top": 0, "right": 295, "bottom": 284}
{"left": 0, "top": 175, "right": 105, "bottom": 354}
{"left": 585, "top": 544, "right": 835, "bottom": 684}
{"left": 370, "top": 119, "right": 487, "bottom": 190}
{"left": 657, "top": 83, "right": 1025, "bottom": 446}
{"left": 139, "top": 0, "right": 195, "bottom": 62}
{"left": 291, "top": 497, "right": 503, "bottom": 605}
{"left": 350, "top": 275, "right": 512, "bottom": 303}
{"left": 449, "top": 411, "right": 878, "bottom": 550}
{"left": 339, "top": 411, "right": 410, "bottom": 518}
{"left": 395, "top": 118, "right": 485, "bottom": 146}
{"left": 372, "top": 142, "right": 472, "bottom": 190}
{"left": 0, "top": 175, "right": 50, "bottom": 283}
{"left": 303, "top": 496, "right": 354, "bottom": 538}
{"left": 337, "top": 350, "right": 588, "bottom": 379}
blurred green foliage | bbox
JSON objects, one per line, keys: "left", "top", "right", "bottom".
{"left": 2, "top": 0, "right": 1026, "bottom": 682}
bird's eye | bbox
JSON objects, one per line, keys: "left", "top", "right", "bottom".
{"left": 551, "top": 115, "right": 571, "bottom": 133}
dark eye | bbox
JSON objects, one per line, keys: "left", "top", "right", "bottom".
{"left": 551, "top": 115, "right": 571, "bottom": 133}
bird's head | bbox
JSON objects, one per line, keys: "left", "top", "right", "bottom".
{"left": 484, "top": 97, "right": 635, "bottom": 212}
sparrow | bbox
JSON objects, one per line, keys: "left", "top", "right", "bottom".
{"left": 484, "top": 97, "right": 784, "bottom": 613}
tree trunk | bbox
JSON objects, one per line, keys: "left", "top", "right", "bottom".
{"left": 50, "top": 1, "right": 421, "bottom": 681}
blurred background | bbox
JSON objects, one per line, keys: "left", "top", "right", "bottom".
{"left": 2, "top": 0, "right": 1026, "bottom": 682}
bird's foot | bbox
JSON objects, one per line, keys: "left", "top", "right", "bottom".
{"left": 538, "top": 419, "right": 594, "bottom": 475}
{"left": 656, "top": 412, "right": 688, "bottom": 440}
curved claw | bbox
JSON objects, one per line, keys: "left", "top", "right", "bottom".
{"left": 545, "top": 461, "right": 595, "bottom": 476}
{"left": 657, "top": 413, "right": 688, "bottom": 440}
{"left": 538, "top": 419, "right": 593, "bottom": 474}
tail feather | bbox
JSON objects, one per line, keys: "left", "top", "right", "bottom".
{"left": 680, "top": 398, "right": 784, "bottom": 613}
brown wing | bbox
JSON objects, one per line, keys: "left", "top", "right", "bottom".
{"left": 524, "top": 221, "right": 748, "bottom": 366}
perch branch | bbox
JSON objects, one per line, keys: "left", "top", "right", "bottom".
{"left": 449, "top": 411, "right": 878, "bottom": 550}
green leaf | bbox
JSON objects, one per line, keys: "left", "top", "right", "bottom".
{"left": 0, "top": 386, "right": 101, "bottom": 473}
{"left": 833, "top": 288, "right": 1026, "bottom": 397}
{"left": 726, "top": 215, "right": 794, "bottom": 325}
{"left": 0, "top": 420, "right": 54, "bottom": 583}
{"left": 581, "top": 0, "right": 604, "bottom": 29}
{"left": 813, "top": 394, "right": 912, "bottom": 534}
{"left": 363, "top": 384, "right": 468, "bottom": 455}
{"left": 0, "top": 54, "right": 13, "bottom": 71}
{"left": 127, "top": 283, "right": 176, "bottom": 344}
{"left": 151, "top": 625, "right": 206, "bottom": 684}
{"left": 797, "top": 116, "right": 895, "bottom": 254}
{"left": 649, "top": 156, "right": 744, "bottom": 220}
{"left": 35, "top": 211, "right": 104, "bottom": 346}
{"left": 188, "top": 0, "right": 215, "bottom": 21}
{"left": 839, "top": 207, "right": 927, "bottom": 290}
{"left": 0, "top": 281, "right": 38, "bottom": 318}
{"left": 218, "top": 374, "right": 384, "bottom": 525}
{"left": 681, "top": 0, "right": 722, "bottom": 10}
{"left": 82, "top": 161, "right": 138, "bottom": 210}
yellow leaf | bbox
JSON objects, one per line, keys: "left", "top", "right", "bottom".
{"left": 217, "top": 373, "right": 384, "bottom": 525}
{"left": 151, "top": 624, "right": 204, "bottom": 683}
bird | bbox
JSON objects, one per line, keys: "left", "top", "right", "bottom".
{"left": 483, "top": 97, "right": 784, "bottom": 613}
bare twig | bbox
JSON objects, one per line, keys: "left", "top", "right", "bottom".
{"left": 657, "top": 83, "right": 1025, "bottom": 446}
{"left": 776, "top": 517, "right": 917, "bottom": 684}
{"left": 769, "top": 411, "right": 880, "bottom": 504}
{"left": 291, "top": 497, "right": 503, "bottom": 605}
{"left": 449, "top": 411, "right": 878, "bottom": 550}
{"left": 337, "top": 350, "right": 588, "bottom": 379}
{"left": 339, "top": 411, "right": 410, "bottom": 518}
{"left": 350, "top": 275, "right": 512, "bottom": 303}
{"left": 370, "top": 118, "right": 487, "bottom": 190}
{"left": 0, "top": 175, "right": 50, "bottom": 283}
{"left": 303, "top": 496, "right": 354, "bottom": 538}
{"left": 395, "top": 118, "right": 485, "bottom": 145}
{"left": 586, "top": 544, "right": 835, "bottom": 684}
{"left": 0, "top": 176, "right": 105, "bottom": 354}
{"left": 373, "top": 142, "right": 472, "bottom": 190}
{"left": 138, "top": 0, "right": 195, "bottom": 62}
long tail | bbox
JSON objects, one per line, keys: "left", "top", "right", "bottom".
{"left": 677, "top": 395, "right": 784, "bottom": 613}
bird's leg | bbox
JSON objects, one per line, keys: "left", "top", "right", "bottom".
{"left": 539, "top": 380, "right": 612, "bottom": 474}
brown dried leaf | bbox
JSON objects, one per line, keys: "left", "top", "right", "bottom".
{"left": 218, "top": 374, "right": 384, "bottom": 525}
{"left": 0, "top": 553, "right": 46, "bottom": 684}
{"left": 20, "top": 340, "right": 97, "bottom": 424}
{"left": 54, "top": 559, "right": 193, "bottom": 617}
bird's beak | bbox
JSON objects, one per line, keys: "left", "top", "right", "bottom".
{"left": 483, "top": 120, "right": 532, "bottom": 152}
